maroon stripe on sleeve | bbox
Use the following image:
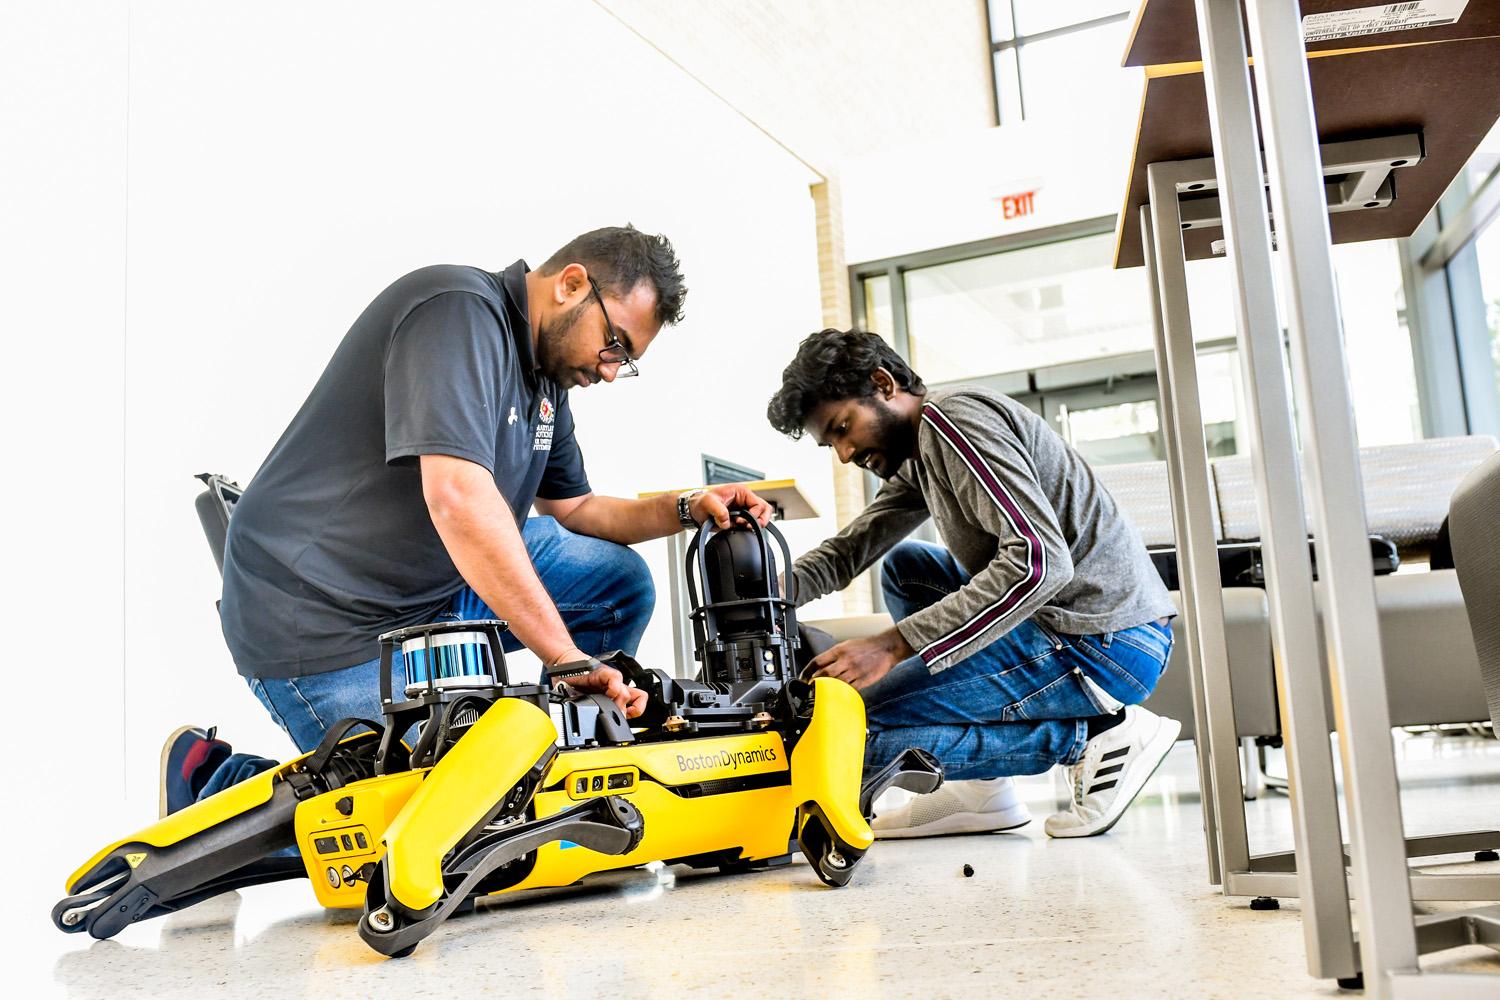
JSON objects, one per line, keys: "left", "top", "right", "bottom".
{"left": 916, "top": 404, "right": 1048, "bottom": 664}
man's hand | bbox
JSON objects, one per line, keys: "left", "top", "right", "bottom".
{"left": 553, "top": 652, "right": 649, "bottom": 719}
{"left": 809, "top": 627, "right": 916, "bottom": 691}
{"left": 691, "top": 483, "right": 774, "bottom": 529}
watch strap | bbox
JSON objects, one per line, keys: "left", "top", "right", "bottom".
{"left": 678, "top": 489, "right": 706, "bottom": 528}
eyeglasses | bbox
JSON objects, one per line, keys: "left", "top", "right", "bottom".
{"left": 588, "top": 277, "right": 639, "bottom": 378}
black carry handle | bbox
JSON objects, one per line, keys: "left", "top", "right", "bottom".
{"left": 300, "top": 716, "right": 386, "bottom": 778}
{"left": 684, "top": 505, "right": 799, "bottom": 648}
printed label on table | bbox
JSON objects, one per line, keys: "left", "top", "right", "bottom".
{"left": 1302, "top": 1, "right": 1467, "bottom": 43}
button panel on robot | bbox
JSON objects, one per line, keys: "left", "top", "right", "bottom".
{"left": 567, "top": 766, "right": 637, "bottom": 799}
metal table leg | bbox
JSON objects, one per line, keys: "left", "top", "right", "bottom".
{"left": 1142, "top": 184, "right": 1253, "bottom": 886}
{"left": 1141, "top": 210, "right": 1223, "bottom": 887}
{"left": 1194, "top": 0, "right": 1357, "bottom": 979}
{"left": 1244, "top": 1, "right": 1419, "bottom": 994}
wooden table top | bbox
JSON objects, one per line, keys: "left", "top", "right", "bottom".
{"left": 1121, "top": 0, "right": 1500, "bottom": 68}
{"left": 638, "top": 478, "right": 820, "bottom": 521}
{"left": 1113, "top": 36, "right": 1500, "bottom": 269}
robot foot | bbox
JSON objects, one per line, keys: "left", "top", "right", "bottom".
{"left": 858, "top": 748, "right": 944, "bottom": 818}
{"left": 358, "top": 795, "right": 645, "bottom": 958}
{"left": 796, "top": 749, "right": 943, "bottom": 889}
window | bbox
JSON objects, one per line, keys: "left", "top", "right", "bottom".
{"left": 1060, "top": 397, "right": 1162, "bottom": 465}
{"left": 862, "top": 273, "right": 895, "bottom": 344}
{"left": 901, "top": 231, "right": 1156, "bottom": 383}
{"left": 1475, "top": 223, "right": 1500, "bottom": 403}
{"left": 701, "top": 455, "right": 763, "bottom": 486}
{"left": 1465, "top": 125, "right": 1500, "bottom": 405}
{"left": 1330, "top": 239, "right": 1422, "bottom": 446}
{"left": 852, "top": 220, "right": 1423, "bottom": 468}
{"left": 986, "top": 2, "right": 1133, "bottom": 124}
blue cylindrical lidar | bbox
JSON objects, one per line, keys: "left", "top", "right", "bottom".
{"left": 401, "top": 629, "right": 495, "bottom": 696}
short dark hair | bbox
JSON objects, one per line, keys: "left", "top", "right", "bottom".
{"left": 539, "top": 224, "right": 687, "bottom": 328}
{"left": 767, "top": 328, "right": 926, "bottom": 438}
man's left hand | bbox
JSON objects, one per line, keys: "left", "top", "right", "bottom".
{"left": 809, "top": 628, "right": 916, "bottom": 691}
{"left": 691, "top": 483, "right": 774, "bottom": 529}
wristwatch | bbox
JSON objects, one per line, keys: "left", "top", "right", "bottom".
{"left": 677, "top": 489, "right": 707, "bottom": 528}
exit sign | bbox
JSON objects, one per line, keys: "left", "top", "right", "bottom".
{"left": 1000, "top": 189, "right": 1037, "bottom": 220}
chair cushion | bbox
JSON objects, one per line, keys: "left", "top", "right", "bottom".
{"left": 1212, "top": 436, "right": 1498, "bottom": 551}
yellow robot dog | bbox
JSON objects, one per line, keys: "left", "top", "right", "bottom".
{"left": 55, "top": 512, "right": 942, "bottom": 958}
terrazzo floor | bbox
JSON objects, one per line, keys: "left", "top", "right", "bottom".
{"left": 19, "top": 734, "right": 1500, "bottom": 999}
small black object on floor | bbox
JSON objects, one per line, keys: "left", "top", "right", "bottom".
{"left": 1475, "top": 849, "right": 1499, "bottom": 862}
{"left": 1249, "top": 896, "right": 1280, "bottom": 911}
{"left": 962, "top": 864, "right": 974, "bottom": 878}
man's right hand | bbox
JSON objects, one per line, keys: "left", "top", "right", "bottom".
{"left": 551, "top": 650, "right": 648, "bottom": 719}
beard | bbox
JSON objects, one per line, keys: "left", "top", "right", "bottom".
{"left": 858, "top": 401, "right": 919, "bottom": 479}
{"left": 535, "top": 298, "right": 591, "bottom": 386}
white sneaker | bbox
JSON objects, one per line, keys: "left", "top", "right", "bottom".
{"left": 1044, "top": 706, "right": 1182, "bottom": 839}
{"left": 871, "top": 777, "right": 1031, "bottom": 839}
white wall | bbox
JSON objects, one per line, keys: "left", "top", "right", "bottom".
{"left": 595, "top": 0, "right": 996, "bottom": 172}
{"left": 8, "top": 1, "right": 842, "bottom": 808}
{"left": 2, "top": 1, "right": 130, "bottom": 814}
{"left": 838, "top": 83, "right": 1144, "bottom": 265}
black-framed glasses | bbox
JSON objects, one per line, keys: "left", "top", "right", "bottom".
{"left": 588, "top": 277, "right": 639, "bottom": 378}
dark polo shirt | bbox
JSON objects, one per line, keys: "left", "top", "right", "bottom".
{"left": 220, "top": 260, "right": 590, "bottom": 678}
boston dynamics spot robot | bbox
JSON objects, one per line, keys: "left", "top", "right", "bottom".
{"left": 54, "top": 512, "right": 942, "bottom": 957}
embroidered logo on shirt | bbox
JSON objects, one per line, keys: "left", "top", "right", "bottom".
{"left": 534, "top": 397, "right": 555, "bottom": 451}
{"left": 507, "top": 406, "right": 518, "bottom": 426}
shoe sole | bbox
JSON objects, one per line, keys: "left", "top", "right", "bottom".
{"left": 874, "top": 806, "right": 1033, "bottom": 840}
{"left": 159, "top": 724, "right": 200, "bottom": 819}
{"left": 1046, "top": 716, "right": 1183, "bottom": 839}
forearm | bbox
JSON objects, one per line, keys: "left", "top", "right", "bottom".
{"left": 553, "top": 493, "right": 680, "bottom": 544}
{"left": 424, "top": 467, "right": 577, "bottom": 666}
{"left": 793, "top": 500, "right": 927, "bottom": 606}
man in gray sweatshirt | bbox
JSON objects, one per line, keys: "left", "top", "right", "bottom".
{"left": 768, "top": 329, "right": 1181, "bottom": 839}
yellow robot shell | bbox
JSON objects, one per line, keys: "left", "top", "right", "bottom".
{"left": 382, "top": 697, "right": 558, "bottom": 912}
{"left": 64, "top": 762, "right": 286, "bottom": 891}
{"left": 295, "top": 770, "right": 427, "bottom": 909}
{"left": 790, "top": 677, "right": 874, "bottom": 852}
{"left": 506, "top": 730, "right": 795, "bottom": 892}
{"left": 552, "top": 731, "right": 788, "bottom": 788}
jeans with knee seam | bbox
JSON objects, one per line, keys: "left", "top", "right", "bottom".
{"left": 198, "top": 515, "right": 655, "bottom": 799}
{"left": 860, "top": 539, "right": 1173, "bottom": 783}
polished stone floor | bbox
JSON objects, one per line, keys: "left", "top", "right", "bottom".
{"left": 21, "top": 733, "right": 1500, "bottom": 999}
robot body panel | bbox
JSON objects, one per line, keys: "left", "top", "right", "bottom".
{"left": 380, "top": 697, "right": 558, "bottom": 913}
{"left": 296, "top": 770, "right": 425, "bottom": 909}
{"left": 509, "top": 731, "right": 798, "bottom": 893}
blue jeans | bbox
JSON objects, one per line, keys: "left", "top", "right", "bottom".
{"left": 861, "top": 539, "right": 1173, "bottom": 782}
{"left": 199, "top": 516, "right": 655, "bottom": 799}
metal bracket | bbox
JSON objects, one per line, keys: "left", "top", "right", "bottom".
{"left": 1162, "top": 133, "right": 1425, "bottom": 248}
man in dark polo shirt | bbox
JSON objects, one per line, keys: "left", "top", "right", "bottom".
{"left": 163, "top": 226, "right": 772, "bottom": 813}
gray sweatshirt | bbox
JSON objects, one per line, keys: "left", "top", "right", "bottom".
{"left": 793, "top": 385, "right": 1177, "bottom": 673}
